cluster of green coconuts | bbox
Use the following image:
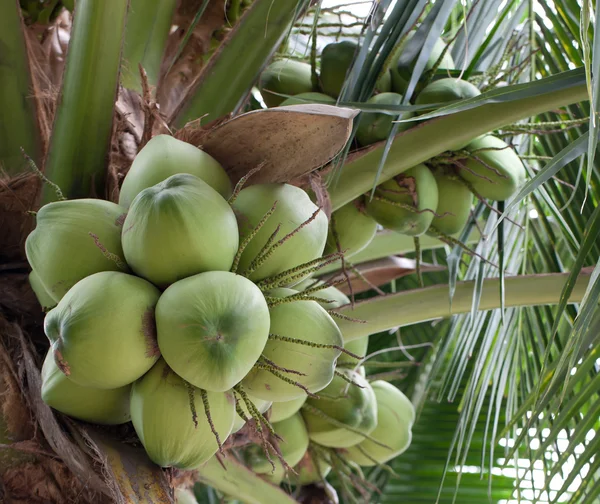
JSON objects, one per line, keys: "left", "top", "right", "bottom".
{"left": 26, "top": 134, "right": 415, "bottom": 486}
{"left": 259, "top": 38, "right": 526, "bottom": 253}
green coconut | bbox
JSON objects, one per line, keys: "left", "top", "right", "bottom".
{"left": 342, "top": 380, "right": 415, "bottom": 466}
{"left": 324, "top": 201, "right": 377, "bottom": 258}
{"left": 415, "top": 77, "right": 480, "bottom": 109}
{"left": 269, "top": 395, "right": 307, "bottom": 423}
{"left": 391, "top": 36, "right": 455, "bottom": 94}
{"left": 130, "top": 359, "right": 235, "bottom": 469}
{"left": 232, "top": 393, "right": 272, "bottom": 433}
{"left": 458, "top": 134, "right": 526, "bottom": 201}
{"left": 365, "top": 164, "right": 439, "bottom": 236}
{"left": 41, "top": 351, "right": 131, "bottom": 425}
{"left": 156, "top": 271, "right": 270, "bottom": 392}
{"left": 246, "top": 412, "right": 309, "bottom": 474}
{"left": 355, "top": 92, "right": 413, "bottom": 147}
{"left": 302, "top": 368, "right": 377, "bottom": 448}
{"left": 29, "top": 270, "right": 57, "bottom": 310}
{"left": 279, "top": 92, "right": 336, "bottom": 107}
{"left": 337, "top": 335, "right": 368, "bottom": 369}
{"left": 25, "top": 198, "right": 127, "bottom": 302}
{"left": 430, "top": 169, "right": 473, "bottom": 235}
{"left": 122, "top": 173, "right": 239, "bottom": 288}
{"left": 376, "top": 70, "right": 392, "bottom": 93}
{"left": 231, "top": 183, "right": 328, "bottom": 283}
{"left": 44, "top": 271, "right": 161, "bottom": 389}
{"left": 259, "top": 60, "right": 314, "bottom": 107}
{"left": 118, "top": 135, "right": 232, "bottom": 207}
{"left": 242, "top": 289, "right": 343, "bottom": 402}
{"left": 319, "top": 40, "right": 357, "bottom": 98}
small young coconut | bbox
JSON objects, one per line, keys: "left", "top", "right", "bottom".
{"left": 355, "top": 92, "right": 413, "bottom": 147}
{"left": 44, "top": 271, "right": 160, "bottom": 389}
{"left": 279, "top": 92, "right": 336, "bottom": 107}
{"left": 41, "top": 351, "right": 131, "bottom": 425}
{"left": 118, "top": 135, "right": 232, "bottom": 207}
{"left": 365, "top": 164, "right": 439, "bottom": 236}
{"left": 430, "top": 168, "right": 473, "bottom": 235}
{"left": 156, "top": 271, "right": 270, "bottom": 392}
{"left": 231, "top": 184, "right": 328, "bottom": 283}
{"left": 458, "top": 135, "right": 526, "bottom": 201}
{"left": 337, "top": 335, "right": 368, "bottom": 369}
{"left": 245, "top": 412, "right": 309, "bottom": 474}
{"left": 391, "top": 36, "right": 455, "bottom": 94}
{"left": 232, "top": 393, "right": 272, "bottom": 433}
{"left": 324, "top": 201, "right": 377, "bottom": 259}
{"left": 25, "top": 199, "right": 127, "bottom": 302}
{"left": 289, "top": 449, "right": 332, "bottom": 485}
{"left": 301, "top": 368, "right": 377, "bottom": 448}
{"left": 122, "top": 173, "right": 239, "bottom": 288}
{"left": 319, "top": 41, "right": 357, "bottom": 98}
{"left": 415, "top": 77, "right": 480, "bottom": 109}
{"left": 130, "top": 359, "right": 235, "bottom": 469}
{"left": 242, "top": 289, "right": 343, "bottom": 402}
{"left": 269, "top": 395, "right": 307, "bottom": 423}
{"left": 259, "top": 60, "right": 314, "bottom": 107}
{"left": 29, "top": 270, "right": 57, "bottom": 311}
{"left": 341, "top": 380, "right": 415, "bottom": 466}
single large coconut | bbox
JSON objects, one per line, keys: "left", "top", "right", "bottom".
{"left": 245, "top": 412, "right": 309, "bottom": 474}
{"left": 26, "top": 199, "right": 127, "bottom": 302}
{"left": 269, "top": 395, "right": 307, "bottom": 423}
{"left": 279, "top": 92, "right": 336, "bottom": 107}
{"left": 415, "top": 77, "right": 480, "bottom": 109}
{"left": 259, "top": 60, "right": 314, "bottom": 107}
{"left": 342, "top": 380, "right": 415, "bottom": 466}
{"left": 41, "top": 351, "right": 131, "bottom": 425}
{"left": 365, "top": 164, "right": 439, "bottom": 236}
{"left": 130, "top": 359, "right": 235, "bottom": 469}
{"left": 118, "top": 135, "right": 232, "bottom": 207}
{"left": 324, "top": 201, "right": 377, "bottom": 259}
{"left": 355, "top": 92, "right": 413, "bottom": 147}
{"left": 458, "top": 135, "right": 526, "bottom": 201}
{"left": 156, "top": 271, "right": 270, "bottom": 392}
{"left": 430, "top": 169, "right": 473, "bottom": 235}
{"left": 122, "top": 173, "right": 239, "bottom": 288}
{"left": 232, "top": 393, "right": 272, "bottom": 433}
{"left": 302, "top": 368, "right": 377, "bottom": 448}
{"left": 242, "top": 289, "right": 342, "bottom": 402}
{"left": 44, "top": 271, "right": 160, "bottom": 389}
{"left": 319, "top": 40, "right": 357, "bottom": 98}
{"left": 231, "top": 184, "right": 328, "bottom": 284}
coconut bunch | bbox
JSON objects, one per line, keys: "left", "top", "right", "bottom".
{"left": 26, "top": 133, "right": 376, "bottom": 472}
{"left": 257, "top": 40, "right": 526, "bottom": 248}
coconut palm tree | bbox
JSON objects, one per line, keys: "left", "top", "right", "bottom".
{"left": 0, "top": 1, "right": 597, "bottom": 503}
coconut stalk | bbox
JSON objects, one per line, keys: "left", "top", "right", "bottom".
{"left": 317, "top": 228, "right": 482, "bottom": 276}
{"left": 120, "top": 0, "right": 177, "bottom": 93}
{"left": 41, "top": 0, "right": 129, "bottom": 204}
{"left": 336, "top": 271, "right": 593, "bottom": 341}
{"left": 195, "top": 455, "right": 298, "bottom": 504}
{"left": 328, "top": 70, "right": 588, "bottom": 210}
{"left": 0, "top": 0, "right": 43, "bottom": 175}
{"left": 171, "top": 0, "right": 310, "bottom": 127}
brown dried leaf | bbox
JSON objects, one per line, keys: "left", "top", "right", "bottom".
{"left": 200, "top": 104, "right": 359, "bottom": 185}
{"left": 321, "top": 256, "right": 445, "bottom": 295}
